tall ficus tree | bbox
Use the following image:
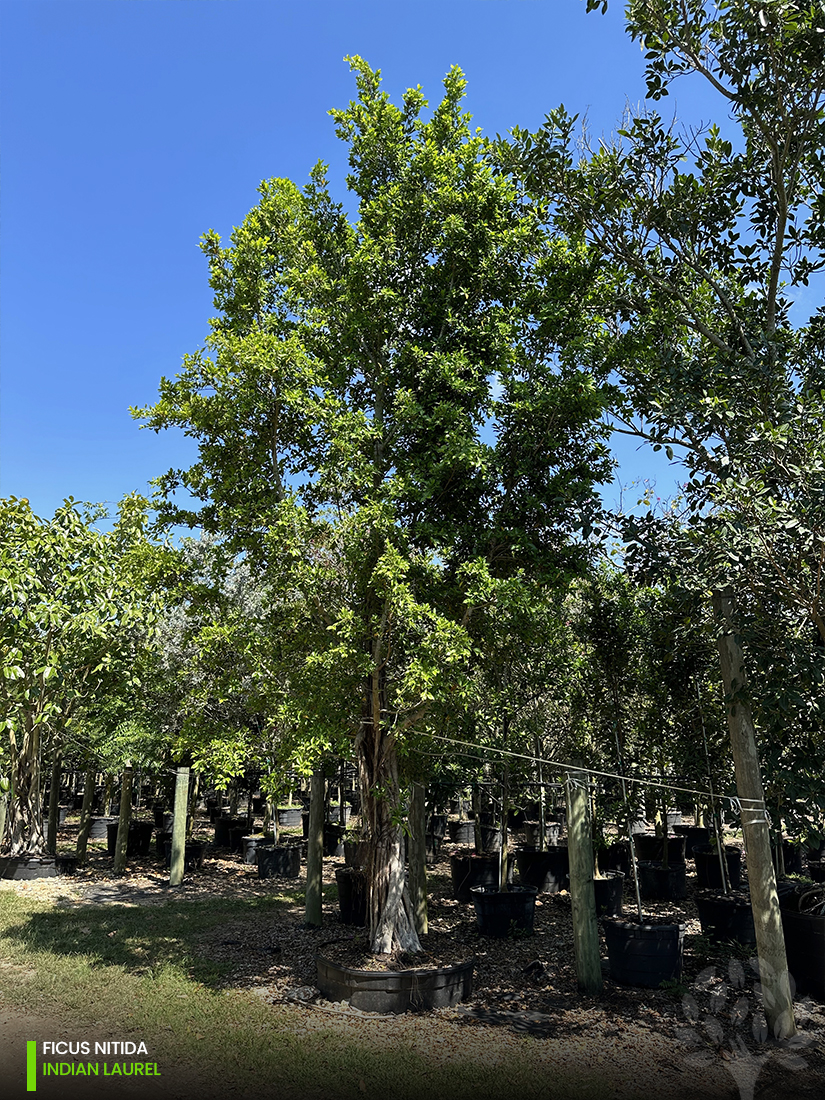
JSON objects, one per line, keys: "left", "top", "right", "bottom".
{"left": 136, "top": 58, "right": 610, "bottom": 953}
{"left": 0, "top": 495, "right": 161, "bottom": 858}
{"left": 506, "top": 0, "right": 825, "bottom": 1035}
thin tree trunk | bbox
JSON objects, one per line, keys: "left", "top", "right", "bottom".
{"left": 76, "top": 766, "right": 96, "bottom": 861}
{"left": 408, "top": 782, "right": 428, "bottom": 936}
{"left": 713, "top": 588, "right": 795, "bottom": 1039}
{"left": 304, "top": 766, "right": 324, "bottom": 927}
{"left": 187, "top": 772, "right": 199, "bottom": 839}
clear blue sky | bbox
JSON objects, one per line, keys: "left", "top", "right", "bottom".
{"left": 1, "top": 0, "right": 721, "bottom": 524}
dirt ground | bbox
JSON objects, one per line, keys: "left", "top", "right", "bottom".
{"left": 1, "top": 832, "right": 825, "bottom": 1100}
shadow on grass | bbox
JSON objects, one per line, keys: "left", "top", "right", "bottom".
{"left": 0, "top": 889, "right": 307, "bottom": 989}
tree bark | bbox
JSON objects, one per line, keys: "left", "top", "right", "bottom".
{"left": 713, "top": 588, "right": 796, "bottom": 1039}
{"left": 358, "top": 664, "right": 421, "bottom": 954}
{"left": 168, "top": 766, "right": 189, "bottom": 887}
{"left": 304, "top": 766, "right": 324, "bottom": 927}
{"left": 75, "top": 767, "right": 96, "bottom": 861}
{"left": 113, "top": 765, "right": 134, "bottom": 875}
{"left": 408, "top": 781, "right": 428, "bottom": 936}
{"left": 7, "top": 715, "right": 45, "bottom": 857}
{"left": 566, "top": 768, "right": 603, "bottom": 994}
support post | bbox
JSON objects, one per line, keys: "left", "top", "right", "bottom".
{"left": 566, "top": 767, "right": 602, "bottom": 994}
{"left": 76, "top": 766, "right": 96, "bottom": 861}
{"left": 408, "top": 782, "right": 428, "bottom": 935}
{"left": 713, "top": 589, "right": 795, "bottom": 1039}
{"left": 304, "top": 766, "right": 325, "bottom": 927}
{"left": 113, "top": 764, "right": 134, "bottom": 875}
{"left": 168, "top": 766, "right": 189, "bottom": 887}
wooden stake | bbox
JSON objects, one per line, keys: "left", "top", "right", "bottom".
{"left": 168, "top": 766, "right": 189, "bottom": 887}
{"left": 566, "top": 767, "right": 602, "bottom": 994}
{"left": 113, "top": 764, "right": 134, "bottom": 875}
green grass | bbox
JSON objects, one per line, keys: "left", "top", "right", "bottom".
{"left": 0, "top": 890, "right": 609, "bottom": 1100}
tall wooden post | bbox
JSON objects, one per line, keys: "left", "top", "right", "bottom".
{"left": 713, "top": 589, "right": 795, "bottom": 1039}
{"left": 304, "top": 766, "right": 325, "bottom": 927}
{"left": 566, "top": 767, "right": 602, "bottom": 994}
{"left": 408, "top": 782, "right": 428, "bottom": 935}
{"left": 75, "top": 766, "right": 96, "bottom": 861}
{"left": 113, "top": 764, "right": 134, "bottom": 875}
{"left": 168, "top": 766, "right": 189, "bottom": 887}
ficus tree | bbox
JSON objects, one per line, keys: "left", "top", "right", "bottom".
{"left": 0, "top": 495, "right": 161, "bottom": 858}
{"left": 135, "top": 59, "right": 611, "bottom": 953}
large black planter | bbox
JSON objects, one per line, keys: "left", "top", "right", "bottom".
{"left": 638, "top": 861, "right": 687, "bottom": 901}
{"left": 516, "top": 846, "right": 569, "bottom": 894}
{"left": 55, "top": 854, "right": 80, "bottom": 875}
{"left": 696, "top": 891, "right": 756, "bottom": 944}
{"left": 106, "top": 820, "right": 155, "bottom": 858}
{"left": 448, "top": 820, "right": 475, "bottom": 845}
{"left": 323, "top": 823, "right": 346, "bottom": 857}
{"left": 257, "top": 844, "right": 301, "bottom": 879}
{"left": 328, "top": 805, "right": 351, "bottom": 825}
{"left": 316, "top": 948, "right": 473, "bottom": 1013}
{"left": 87, "top": 815, "right": 115, "bottom": 841}
{"left": 808, "top": 862, "right": 825, "bottom": 884}
{"left": 603, "top": 917, "right": 685, "bottom": 988}
{"left": 673, "top": 825, "right": 712, "bottom": 853}
{"left": 164, "top": 841, "right": 205, "bottom": 872}
{"left": 523, "top": 821, "right": 561, "bottom": 848}
{"left": 593, "top": 871, "right": 624, "bottom": 917}
{"left": 214, "top": 817, "right": 246, "bottom": 848}
{"left": 693, "top": 844, "right": 743, "bottom": 890}
{"left": 425, "top": 833, "right": 442, "bottom": 865}
{"left": 600, "top": 842, "right": 632, "bottom": 876}
{"left": 633, "top": 834, "right": 687, "bottom": 863}
{"left": 471, "top": 884, "right": 537, "bottom": 938}
{"left": 780, "top": 907, "right": 825, "bottom": 999}
{"left": 778, "top": 841, "right": 804, "bottom": 876}
{"left": 277, "top": 807, "right": 303, "bottom": 828}
{"left": 335, "top": 867, "right": 368, "bottom": 926}
{"left": 428, "top": 814, "right": 447, "bottom": 839}
{"left": 450, "top": 852, "right": 511, "bottom": 903}
{"left": 475, "top": 824, "right": 502, "bottom": 855}
{"left": 0, "top": 856, "right": 57, "bottom": 880}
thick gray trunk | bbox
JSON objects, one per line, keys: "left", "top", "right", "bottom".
{"left": 713, "top": 589, "right": 796, "bottom": 1039}
{"left": 8, "top": 717, "right": 45, "bottom": 857}
{"left": 46, "top": 749, "right": 62, "bottom": 854}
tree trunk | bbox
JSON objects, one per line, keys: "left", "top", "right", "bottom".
{"left": 7, "top": 713, "right": 45, "bottom": 857}
{"left": 358, "top": 665, "right": 421, "bottom": 955}
{"left": 304, "top": 766, "right": 324, "bottom": 927}
{"left": 566, "top": 768, "right": 602, "bottom": 994}
{"left": 713, "top": 588, "right": 796, "bottom": 1039}
{"left": 187, "top": 772, "right": 200, "bottom": 839}
{"left": 113, "top": 765, "right": 134, "bottom": 875}
{"left": 75, "top": 767, "right": 96, "bottom": 861}
{"left": 408, "top": 782, "right": 428, "bottom": 936}
{"left": 500, "top": 760, "right": 510, "bottom": 891}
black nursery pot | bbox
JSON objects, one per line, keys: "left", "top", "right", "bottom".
{"left": 515, "top": 846, "right": 569, "bottom": 894}
{"left": 450, "top": 852, "right": 511, "bottom": 903}
{"left": 603, "top": 917, "right": 685, "bottom": 988}
{"left": 471, "top": 884, "right": 538, "bottom": 938}
{"left": 693, "top": 844, "right": 743, "bottom": 890}
{"left": 336, "top": 867, "right": 368, "bottom": 926}
{"left": 164, "top": 840, "right": 205, "bottom": 871}
{"left": 593, "top": 871, "right": 624, "bottom": 918}
{"left": 633, "top": 834, "right": 687, "bottom": 863}
{"left": 638, "top": 860, "right": 687, "bottom": 901}
{"left": 695, "top": 890, "right": 756, "bottom": 944}
{"left": 257, "top": 844, "right": 301, "bottom": 879}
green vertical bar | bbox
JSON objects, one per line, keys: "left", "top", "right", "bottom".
{"left": 26, "top": 1040, "right": 37, "bottom": 1091}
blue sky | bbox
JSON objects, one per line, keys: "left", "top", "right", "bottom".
{"left": 0, "top": 0, "right": 722, "bottom": 524}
